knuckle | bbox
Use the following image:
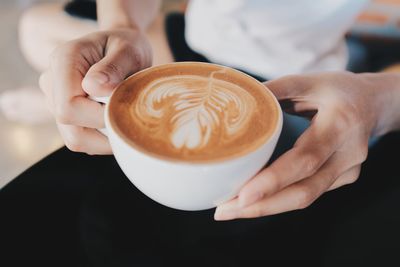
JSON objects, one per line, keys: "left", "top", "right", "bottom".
{"left": 295, "top": 186, "right": 315, "bottom": 210}
{"left": 65, "top": 141, "right": 82, "bottom": 153}
{"left": 64, "top": 129, "right": 84, "bottom": 153}
{"left": 50, "top": 41, "right": 88, "bottom": 67}
{"left": 103, "top": 62, "right": 123, "bottom": 78}
{"left": 262, "top": 172, "right": 281, "bottom": 194}
{"left": 55, "top": 101, "right": 74, "bottom": 125}
{"left": 333, "top": 113, "right": 352, "bottom": 133}
{"left": 66, "top": 40, "right": 88, "bottom": 55}
{"left": 347, "top": 167, "right": 361, "bottom": 184}
{"left": 132, "top": 49, "right": 144, "bottom": 69}
{"left": 356, "top": 146, "right": 369, "bottom": 164}
{"left": 126, "top": 46, "right": 144, "bottom": 69}
{"left": 347, "top": 174, "right": 359, "bottom": 184}
{"left": 332, "top": 102, "right": 362, "bottom": 131}
{"left": 301, "top": 152, "right": 322, "bottom": 177}
{"left": 333, "top": 119, "right": 349, "bottom": 137}
{"left": 117, "top": 39, "right": 133, "bottom": 51}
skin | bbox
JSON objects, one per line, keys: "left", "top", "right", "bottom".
{"left": 40, "top": 0, "right": 160, "bottom": 154}
{"left": 39, "top": 0, "right": 400, "bottom": 219}
{"left": 214, "top": 72, "right": 400, "bottom": 220}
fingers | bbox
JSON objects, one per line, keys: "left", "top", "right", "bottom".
{"left": 39, "top": 30, "right": 154, "bottom": 156}
{"left": 56, "top": 96, "right": 106, "bottom": 128}
{"left": 264, "top": 75, "right": 314, "bottom": 100}
{"left": 215, "top": 154, "right": 344, "bottom": 221}
{"left": 264, "top": 75, "right": 319, "bottom": 115}
{"left": 57, "top": 123, "right": 112, "bottom": 155}
{"left": 327, "top": 165, "right": 361, "bottom": 191}
{"left": 82, "top": 38, "right": 151, "bottom": 97}
{"left": 44, "top": 49, "right": 105, "bottom": 128}
{"left": 238, "top": 114, "right": 345, "bottom": 208}
{"left": 41, "top": 70, "right": 111, "bottom": 155}
{"left": 215, "top": 72, "right": 371, "bottom": 220}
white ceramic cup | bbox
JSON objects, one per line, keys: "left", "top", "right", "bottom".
{"left": 92, "top": 64, "right": 283, "bottom": 211}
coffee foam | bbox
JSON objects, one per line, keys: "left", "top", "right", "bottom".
{"left": 109, "top": 62, "right": 279, "bottom": 162}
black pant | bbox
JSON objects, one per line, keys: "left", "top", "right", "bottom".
{"left": 2, "top": 133, "right": 400, "bottom": 267}
{"left": 1, "top": 13, "right": 400, "bottom": 267}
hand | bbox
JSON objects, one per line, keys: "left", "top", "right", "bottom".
{"left": 39, "top": 28, "right": 152, "bottom": 154}
{"left": 215, "top": 71, "right": 400, "bottom": 220}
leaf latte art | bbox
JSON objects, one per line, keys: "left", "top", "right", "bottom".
{"left": 133, "top": 74, "right": 256, "bottom": 151}
{"left": 109, "top": 63, "right": 278, "bottom": 162}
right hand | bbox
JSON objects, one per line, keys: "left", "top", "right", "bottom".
{"left": 39, "top": 28, "right": 152, "bottom": 155}
{"left": 215, "top": 71, "right": 400, "bottom": 220}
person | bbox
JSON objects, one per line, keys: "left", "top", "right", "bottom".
{"left": 37, "top": 0, "right": 400, "bottom": 219}
{"left": 1, "top": 0, "right": 400, "bottom": 266}
{"left": 0, "top": 0, "right": 173, "bottom": 123}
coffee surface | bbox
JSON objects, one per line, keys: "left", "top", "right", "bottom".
{"left": 109, "top": 62, "right": 279, "bottom": 162}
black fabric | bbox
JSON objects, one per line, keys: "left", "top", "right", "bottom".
{"left": 64, "top": 0, "right": 97, "bottom": 21}
{"left": 347, "top": 35, "right": 400, "bottom": 72}
{"left": 165, "top": 13, "right": 209, "bottom": 63}
{"left": 1, "top": 134, "right": 400, "bottom": 267}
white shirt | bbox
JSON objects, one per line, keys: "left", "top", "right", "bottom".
{"left": 185, "top": 0, "right": 369, "bottom": 79}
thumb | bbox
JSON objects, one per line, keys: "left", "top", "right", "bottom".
{"left": 82, "top": 43, "right": 151, "bottom": 97}
{"left": 264, "top": 74, "right": 313, "bottom": 100}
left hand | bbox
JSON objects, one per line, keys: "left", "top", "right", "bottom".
{"left": 214, "top": 71, "right": 400, "bottom": 220}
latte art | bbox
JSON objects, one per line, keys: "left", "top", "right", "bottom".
{"left": 133, "top": 72, "right": 256, "bottom": 151}
{"left": 109, "top": 62, "right": 279, "bottom": 162}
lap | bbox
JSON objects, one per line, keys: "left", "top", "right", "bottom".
{"left": 1, "top": 133, "right": 400, "bottom": 266}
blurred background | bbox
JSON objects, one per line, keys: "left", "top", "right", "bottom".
{"left": 1, "top": 0, "right": 399, "bottom": 188}
{"left": 0, "top": 0, "right": 62, "bottom": 188}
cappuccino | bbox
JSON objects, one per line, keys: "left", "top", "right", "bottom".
{"left": 109, "top": 62, "right": 279, "bottom": 162}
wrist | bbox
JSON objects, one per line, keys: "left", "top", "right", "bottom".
{"left": 99, "top": 20, "right": 143, "bottom": 32}
{"left": 97, "top": 1, "right": 142, "bottom": 32}
{"left": 97, "top": 0, "right": 160, "bottom": 32}
{"left": 364, "top": 72, "right": 400, "bottom": 136}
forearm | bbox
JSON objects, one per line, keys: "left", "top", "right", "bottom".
{"left": 97, "top": 0, "right": 161, "bottom": 31}
{"left": 364, "top": 72, "right": 400, "bottom": 136}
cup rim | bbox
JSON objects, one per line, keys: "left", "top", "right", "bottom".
{"left": 105, "top": 62, "right": 283, "bottom": 166}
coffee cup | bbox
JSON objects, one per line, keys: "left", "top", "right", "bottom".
{"left": 92, "top": 62, "right": 282, "bottom": 211}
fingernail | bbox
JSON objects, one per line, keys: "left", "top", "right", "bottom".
{"left": 214, "top": 208, "right": 238, "bottom": 221}
{"left": 239, "top": 191, "right": 264, "bottom": 208}
{"left": 89, "top": 72, "right": 109, "bottom": 85}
